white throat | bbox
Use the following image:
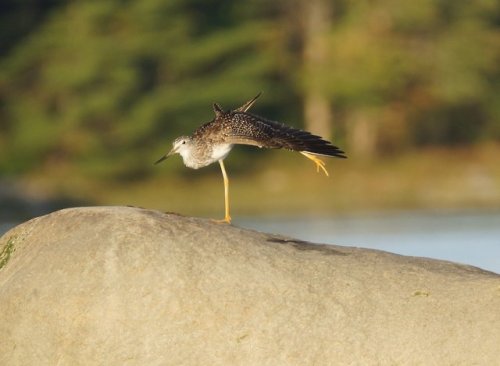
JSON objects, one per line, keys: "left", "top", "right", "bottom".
{"left": 177, "top": 145, "right": 198, "bottom": 168}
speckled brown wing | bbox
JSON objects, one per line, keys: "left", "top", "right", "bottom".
{"left": 219, "top": 112, "right": 347, "bottom": 158}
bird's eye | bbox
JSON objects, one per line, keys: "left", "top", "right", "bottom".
{"left": 182, "top": 141, "right": 186, "bottom": 144}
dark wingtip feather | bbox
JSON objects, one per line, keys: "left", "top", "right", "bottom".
{"left": 304, "top": 146, "right": 347, "bottom": 159}
{"left": 221, "top": 111, "right": 347, "bottom": 158}
{"left": 289, "top": 129, "right": 347, "bottom": 159}
{"left": 235, "top": 92, "right": 262, "bottom": 112}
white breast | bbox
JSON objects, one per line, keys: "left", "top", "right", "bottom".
{"left": 211, "top": 144, "right": 233, "bottom": 161}
{"left": 180, "top": 143, "right": 233, "bottom": 169}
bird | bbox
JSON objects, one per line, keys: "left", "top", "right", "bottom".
{"left": 154, "top": 93, "right": 346, "bottom": 224}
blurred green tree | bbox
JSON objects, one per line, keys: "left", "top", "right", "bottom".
{"left": 319, "top": 0, "right": 500, "bottom": 156}
{"left": 0, "top": 0, "right": 498, "bottom": 179}
{"left": 0, "top": 0, "right": 282, "bottom": 179}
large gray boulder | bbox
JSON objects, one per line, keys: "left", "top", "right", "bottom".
{"left": 0, "top": 206, "right": 499, "bottom": 365}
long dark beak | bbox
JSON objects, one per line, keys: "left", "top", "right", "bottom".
{"left": 154, "top": 148, "right": 176, "bottom": 165}
{"left": 154, "top": 155, "right": 167, "bottom": 165}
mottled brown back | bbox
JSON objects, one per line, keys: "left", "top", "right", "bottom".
{"left": 194, "top": 110, "right": 346, "bottom": 158}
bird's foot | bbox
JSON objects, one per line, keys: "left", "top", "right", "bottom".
{"left": 212, "top": 216, "right": 232, "bottom": 225}
{"left": 300, "top": 152, "right": 329, "bottom": 177}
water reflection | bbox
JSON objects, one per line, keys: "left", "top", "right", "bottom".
{"left": 239, "top": 211, "right": 500, "bottom": 274}
{"left": 0, "top": 223, "right": 16, "bottom": 235}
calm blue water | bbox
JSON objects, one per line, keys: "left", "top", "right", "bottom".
{"left": 239, "top": 211, "right": 500, "bottom": 274}
{"left": 2, "top": 211, "right": 499, "bottom": 274}
{"left": 1, "top": 223, "right": 16, "bottom": 236}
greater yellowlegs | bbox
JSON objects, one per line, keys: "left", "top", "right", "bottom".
{"left": 155, "top": 93, "right": 346, "bottom": 223}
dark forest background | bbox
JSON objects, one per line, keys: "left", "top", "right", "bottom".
{"left": 1, "top": 0, "right": 499, "bottom": 216}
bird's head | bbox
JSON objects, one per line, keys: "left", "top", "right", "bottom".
{"left": 154, "top": 136, "right": 192, "bottom": 165}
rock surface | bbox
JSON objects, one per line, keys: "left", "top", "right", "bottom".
{"left": 0, "top": 206, "right": 499, "bottom": 365}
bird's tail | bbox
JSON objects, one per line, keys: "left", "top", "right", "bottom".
{"left": 281, "top": 126, "right": 347, "bottom": 159}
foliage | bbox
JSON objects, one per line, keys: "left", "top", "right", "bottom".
{"left": 0, "top": 0, "right": 498, "bottom": 180}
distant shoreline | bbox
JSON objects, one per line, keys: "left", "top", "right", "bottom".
{"left": 3, "top": 144, "right": 500, "bottom": 219}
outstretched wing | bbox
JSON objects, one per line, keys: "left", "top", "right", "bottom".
{"left": 234, "top": 93, "right": 261, "bottom": 113}
{"left": 220, "top": 112, "right": 346, "bottom": 158}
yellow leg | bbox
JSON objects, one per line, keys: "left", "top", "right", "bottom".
{"left": 300, "top": 152, "right": 329, "bottom": 177}
{"left": 215, "top": 159, "right": 231, "bottom": 224}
